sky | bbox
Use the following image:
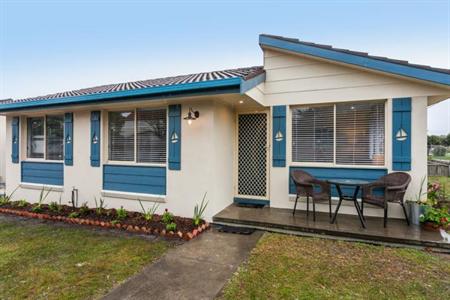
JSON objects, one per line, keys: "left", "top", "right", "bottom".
{"left": 1, "top": 0, "right": 449, "bottom": 134}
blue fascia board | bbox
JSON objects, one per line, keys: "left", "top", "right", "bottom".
{"left": 240, "top": 72, "right": 266, "bottom": 94}
{"left": 259, "top": 35, "right": 450, "bottom": 86}
{"left": 0, "top": 77, "right": 242, "bottom": 112}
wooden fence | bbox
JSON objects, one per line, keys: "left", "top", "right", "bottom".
{"left": 428, "top": 160, "right": 450, "bottom": 177}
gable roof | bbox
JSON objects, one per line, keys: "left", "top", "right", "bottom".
{"left": 259, "top": 34, "right": 450, "bottom": 86}
{"left": 0, "top": 66, "right": 265, "bottom": 112}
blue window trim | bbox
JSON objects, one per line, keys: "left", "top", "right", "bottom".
{"left": 259, "top": 35, "right": 450, "bottom": 86}
{"left": 168, "top": 105, "right": 182, "bottom": 170}
{"left": 272, "top": 105, "right": 286, "bottom": 167}
{"left": 11, "top": 117, "right": 19, "bottom": 164}
{"left": 64, "top": 113, "right": 73, "bottom": 166}
{"left": 392, "top": 98, "right": 412, "bottom": 171}
{"left": 90, "top": 111, "right": 101, "bottom": 167}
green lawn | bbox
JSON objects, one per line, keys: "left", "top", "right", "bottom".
{"left": 0, "top": 217, "right": 169, "bottom": 300}
{"left": 220, "top": 233, "right": 450, "bottom": 300}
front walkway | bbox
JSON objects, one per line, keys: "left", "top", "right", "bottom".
{"left": 213, "top": 204, "right": 450, "bottom": 252}
{"left": 102, "top": 228, "right": 262, "bottom": 300}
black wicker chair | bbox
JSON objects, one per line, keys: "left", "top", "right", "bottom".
{"left": 291, "top": 169, "right": 332, "bottom": 221}
{"left": 361, "top": 172, "right": 411, "bottom": 227}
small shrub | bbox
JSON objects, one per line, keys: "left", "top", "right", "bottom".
{"left": 420, "top": 206, "right": 450, "bottom": 226}
{"left": 79, "top": 202, "right": 90, "bottom": 215}
{"left": 115, "top": 206, "right": 127, "bottom": 221}
{"left": 139, "top": 200, "right": 159, "bottom": 221}
{"left": 16, "top": 199, "right": 28, "bottom": 208}
{"left": 162, "top": 209, "right": 174, "bottom": 224}
{"left": 48, "top": 201, "right": 60, "bottom": 212}
{"left": 68, "top": 211, "right": 79, "bottom": 218}
{"left": 31, "top": 204, "right": 43, "bottom": 213}
{"left": 433, "top": 145, "right": 447, "bottom": 157}
{"left": 0, "top": 186, "right": 19, "bottom": 206}
{"left": 166, "top": 222, "right": 177, "bottom": 232}
{"left": 193, "top": 192, "right": 208, "bottom": 226}
{"left": 94, "top": 197, "right": 107, "bottom": 215}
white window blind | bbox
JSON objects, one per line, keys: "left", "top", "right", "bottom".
{"left": 109, "top": 111, "right": 135, "bottom": 161}
{"left": 46, "top": 115, "right": 64, "bottom": 160}
{"left": 108, "top": 108, "right": 167, "bottom": 163}
{"left": 336, "top": 102, "right": 385, "bottom": 166}
{"left": 292, "top": 106, "right": 334, "bottom": 163}
{"left": 137, "top": 108, "right": 166, "bottom": 163}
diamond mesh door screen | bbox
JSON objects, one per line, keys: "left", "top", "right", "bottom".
{"left": 237, "top": 113, "right": 268, "bottom": 197}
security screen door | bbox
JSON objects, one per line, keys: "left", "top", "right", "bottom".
{"left": 236, "top": 112, "right": 269, "bottom": 199}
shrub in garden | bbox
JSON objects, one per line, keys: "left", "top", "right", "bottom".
{"left": 79, "top": 202, "right": 90, "bottom": 215}
{"left": 94, "top": 197, "right": 107, "bottom": 215}
{"left": 16, "top": 199, "right": 28, "bottom": 208}
{"left": 48, "top": 201, "right": 60, "bottom": 212}
{"left": 139, "top": 200, "right": 159, "bottom": 221}
{"left": 115, "top": 206, "right": 128, "bottom": 221}
{"left": 166, "top": 222, "right": 177, "bottom": 231}
{"left": 162, "top": 209, "right": 174, "bottom": 224}
{"left": 432, "top": 145, "right": 447, "bottom": 157}
{"left": 420, "top": 206, "right": 450, "bottom": 228}
{"left": 68, "top": 212, "right": 79, "bottom": 218}
{"left": 193, "top": 192, "right": 208, "bottom": 226}
{"left": 0, "top": 186, "right": 19, "bottom": 206}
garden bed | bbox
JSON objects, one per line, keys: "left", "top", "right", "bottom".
{"left": 0, "top": 201, "right": 209, "bottom": 240}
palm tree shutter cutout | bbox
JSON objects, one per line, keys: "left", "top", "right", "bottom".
{"left": 11, "top": 116, "right": 19, "bottom": 164}
{"left": 90, "top": 111, "right": 101, "bottom": 167}
{"left": 168, "top": 104, "right": 181, "bottom": 170}
{"left": 64, "top": 113, "right": 73, "bottom": 166}
{"left": 392, "top": 98, "right": 411, "bottom": 171}
{"left": 272, "top": 105, "right": 286, "bottom": 167}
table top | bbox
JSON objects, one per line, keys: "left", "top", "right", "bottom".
{"left": 327, "top": 179, "right": 370, "bottom": 186}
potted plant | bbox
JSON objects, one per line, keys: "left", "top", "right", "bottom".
{"left": 420, "top": 206, "right": 450, "bottom": 231}
{"left": 407, "top": 176, "right": 428, "bottom": 225}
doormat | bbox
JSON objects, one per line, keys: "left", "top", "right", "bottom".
{"left": 217, "top": 225, "right": 256, "bottom": 235}
{"left": 236, "top": 203, "right": 266, "bottom": 208}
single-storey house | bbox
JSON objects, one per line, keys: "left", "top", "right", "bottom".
{"left": 1, "top": 34, "right": 449, "bottom": 221}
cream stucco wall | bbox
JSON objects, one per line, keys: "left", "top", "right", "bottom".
{"left": 4, "top": 96, "right": 236, "bottom": 221}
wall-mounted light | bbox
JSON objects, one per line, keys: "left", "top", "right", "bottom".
{"left": 184, "top": 107, "right": 200, "bottom": 125}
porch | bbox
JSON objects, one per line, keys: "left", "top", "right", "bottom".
{"left": 213, "top": 204, "right": 450, "bottom": 252}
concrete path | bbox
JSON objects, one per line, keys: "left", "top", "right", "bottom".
{"left": 102, "top": 228, "right": 262, "bottom": 300}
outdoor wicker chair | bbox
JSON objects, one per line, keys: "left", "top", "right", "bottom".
{"left": 291, "top": 169, "right": 332, "bottom": 221}
{"left": 361, "top": 172, "right": 411, "bottom": 227}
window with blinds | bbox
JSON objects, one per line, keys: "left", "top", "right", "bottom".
{"left": 336, "top": 102, "right": 385, "bottom": 166}
{"left": 291, "top": 101, "right": 385, "bottom": 166}
{"left": 46, "top": 115, "right": 64, "bottom": 160}
{"left": 137, "top": 109, "right": 167, "bottom": 163}
{"left": 109, "top": 111, "right": 135, "bottom": 161}
{"left": 292, "top": 106, "right": 334, "bottom": 163}
{"left": 108, "top": 108, "right": 167, "bottom": 163}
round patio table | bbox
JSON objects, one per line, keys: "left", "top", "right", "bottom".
{"left": 327, "top": 179, "right": 369, "bottom": 228}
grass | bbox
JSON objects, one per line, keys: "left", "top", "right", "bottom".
{"left": 0, "top": 217, "right": 170, "bottom": 300}
{"left": 220, "top": 233, "right": 450, "bottom": 300}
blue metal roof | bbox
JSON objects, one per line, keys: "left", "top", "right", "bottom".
{"left": 0, "top": 66, "right": 264, "bottom": 112}
{"left": 259, "top": 34, "right": 450, "bottom": 87}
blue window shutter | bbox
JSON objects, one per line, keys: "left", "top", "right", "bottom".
{"left": 90, "top": 111, "right": 101, "bottom": 167}
{"left": 64, "top": 113, "right": 73, "bottom": 166}
{"left": 11, "top": 117, "right": 19, "bottom": 164}
{"left": 392, "top": 98, "right": 411, "bottom": 171}
{"left": 272, "top": 106, "right": 286, "bottom": 167}
{"left": 168, "top": 105, "right": 181, "bottom": 170}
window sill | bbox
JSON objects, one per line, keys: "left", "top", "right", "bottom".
{"left": 105, "top": 161, "right": 166, "bottom": 168}
{"left": 22, "top": 159, "right": 64, "bottom": 164}
{"left": 289, "top": 162, "right": 387, "bottom": 169}
{"left": 20, "top": 182, "right": 64, "bottom": 192}
{"left": 101, "top": 190, "right": 166, "bottom": 202}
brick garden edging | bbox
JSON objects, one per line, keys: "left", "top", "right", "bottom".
{"left": 0, "top": 207, "right": 210, "bottom": 240}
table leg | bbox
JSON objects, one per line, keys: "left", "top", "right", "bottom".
{"left": 352, "top": 186, "right": 366, "bottom": 228}
{"left": 331, "top": 184, "right": 343, "bottom": 224}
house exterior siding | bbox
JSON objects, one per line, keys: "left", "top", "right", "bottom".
{"left": 1, "top": 35, "right": 449, "bottom": 220}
